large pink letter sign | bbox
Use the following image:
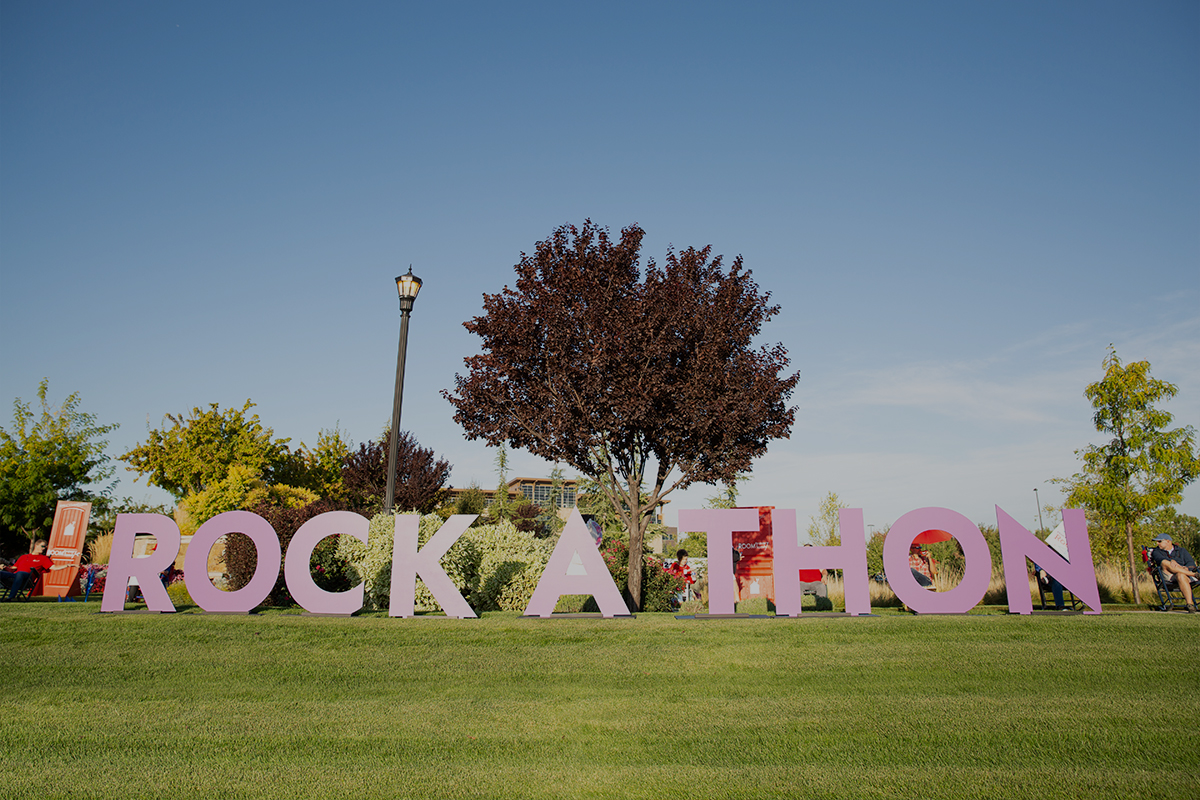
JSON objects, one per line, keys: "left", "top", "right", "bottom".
{"left": 773, "top": 509, "right": 872, "bottom": 616}
{"left": 998, "top": 507, "right": 1101, "bottom": 614}
{"left": 101, "top": 514, "right": 182, "bottom": 613}
{"left": 678, "top": 508, "right": 760, "bottom": 614}
{"left": 883, "top": 507, "right": 991, "bottom": 614}
{"left": 525, "top": 510, "right": 629, "bottom": 617}
{"left": 285, "top": 511, "right": 369, "bottom": 615}
{"left": 184, "top": 511, "right": 282, "bottom": 613}
{"left": 390, "top": 514, "right": 478, "bottom": 618}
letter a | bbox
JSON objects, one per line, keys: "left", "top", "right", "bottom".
{"left": 525, "top": 509, "right": 629, "bottom": 617}
{"left": 390, "top": 514, "right": 477, "bottom": 618}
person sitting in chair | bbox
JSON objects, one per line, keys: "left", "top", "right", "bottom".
{"left": 1149, "top": 533, "right": 1198, "bottom": 613}
{"left": 1, "top": 539, "right": 53, "bottom": 600}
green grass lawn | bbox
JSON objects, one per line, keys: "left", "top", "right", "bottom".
{"left": 2, "top": 601, "right": 1197, "bottom": 800}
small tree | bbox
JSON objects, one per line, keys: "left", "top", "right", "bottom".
{"left": 341, "top": 430, "right": 451, "bottom": 516}
{"left": 445, "top": 221, "right": 798, "bottom": 610}
{"left": 120, "top": 401, "right": 290, "bottom": 500}
{"left": 706, "top": 473, "right": 748, "bottom": 509}
{"left": 0, "top": 380, "right": 118, "bottom": 552}
{"left": 453, "top": 483, "right": 488, "bottom": 516}
{"left": 1057, "top": 346, "right": 1199, "bottom": 603}
{"left": 807, "top": 491, "right": 847, "bottom": 546}
{"left": 491, "top": 444, "right": 512, "bottom": 521}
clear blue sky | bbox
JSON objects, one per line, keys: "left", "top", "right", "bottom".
{"left": 2, "top": 1, "right": 1197, "bottom": 535}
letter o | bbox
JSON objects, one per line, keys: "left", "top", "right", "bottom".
{"left": 184, "top": 511, "right": 281, "bottom": 613}
{"left": 883, "top": 507, "right": 992, "bottom": 614}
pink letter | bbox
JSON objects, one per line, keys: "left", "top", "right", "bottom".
{"left": 285, "top": 511, "right": 369, "bottom": 615}
{"left": 677, "top": 508, "right": 760, "bottom": 614}
{"left": 997, "top": 506, "right": 1101, "bottom": 614}
{"left": 184, "top": 511, "right": 281, "bottom": 613}
{"left": 883, "top": 507, "right": 991, "bottom": 614}
{"left": 101, "top": 514, "right": 181, "bottom": 613}
{"left": 773, "top": 509, "right": 871, "bottom": 616}
{"left": 390, "top": 514, "right": 478, "bottom": 618}
{"left": 525, "top": 510, "right": 629, "bottom": 617}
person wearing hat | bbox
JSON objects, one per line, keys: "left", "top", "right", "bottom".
{"left": 1149, "top": 533, "right": 1198, "bottom": 613}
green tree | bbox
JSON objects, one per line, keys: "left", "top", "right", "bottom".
{"left": 445, "top": 221, "right": 798, "bottom": 609}
{"left": 807, "top": 491, "right": 847, "bottom": 545}
{"left": 1057, "top": 346, "right": 1199, "bottom": 603}
{"left": 537, "top": 465, "right": 567, "bottom": 536}
{"left": 277, "top": 426, "right": 353, "bottom": 501}
{"left": 0, "top": 379, "right": 118, "bottom": 551}
{"left": 121, "top": 401, "right": 291, "bottom": 500}
{"left": 678, "top": 529, "right": 707, "bottom": 557}
{"left": 706, "top": 473, "right": 748, "bottom": 509}
{"left": 454, "top": 483, "right": 488, "bottom": 516}
{"left": 490, "top": 445, "right": 512, "bottom": 521}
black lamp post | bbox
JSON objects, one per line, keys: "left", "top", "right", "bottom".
{"left": 1034, "top": 487, "right": 1046, "bottom": 533}
{"left": 385, "top": 267, "right": 422, "bottom": 514}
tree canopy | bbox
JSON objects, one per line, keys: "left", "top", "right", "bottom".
{"left": 121, "top": 401, "right": 291, "bottom": 500}
{"left": 444, "top": 221, "right": 799, "bottom": 609}
{"left": 0, "top": 379, "right": 118, "bottom": 552}
{"left": 1057, "top": 346, "right": 1199, "bottom": 603}
{"left": 340, "top": 430, "right": 451, "bottom": 516}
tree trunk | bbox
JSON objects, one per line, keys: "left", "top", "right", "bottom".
{"left": 626, "top": 498, "right": 644, "bottom": 612}
{"left": 1125, "top": 519, "right": 1140, "bottom": 605}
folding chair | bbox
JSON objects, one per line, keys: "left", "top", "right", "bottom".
{"left": 1035, "top": 569, "right": 1080, "bottom": 611}
{"left": 4, "top": 569, "right": 43, "bottom": 601}
{"left": 1143, "top": 547, "right": 1198, "bottom": 612}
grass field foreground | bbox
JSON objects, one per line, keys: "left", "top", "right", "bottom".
{"left": 2, "top": 602, "right": 1197, "bottom": 799}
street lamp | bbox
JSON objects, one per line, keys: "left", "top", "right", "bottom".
{"left": 1034, "top": 488, "right": 1046, "bottom": 533}
{"left": 385, "top": 266, "right": 422, "bottom": 514}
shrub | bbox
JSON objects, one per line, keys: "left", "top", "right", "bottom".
{"left": 598, "top": 536, "right": 682, "bottom": 612}
{"left": 338, "top": 513, "right": 490, "bottom": 612}
{"left": 310, "top": 532, "right": 352, "bottom": 593}
{"left": 166, "top": 581, "right": 193, "bottom": 607}
{"left": 465, "top": 519, "right": 552, "bottom": 611}
{"left": 87, "top": 533, "right": 114, "bottom": 565}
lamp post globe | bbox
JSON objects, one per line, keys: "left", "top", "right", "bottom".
{"left": 386, "top": 267, "right": 422, "bottom": 514}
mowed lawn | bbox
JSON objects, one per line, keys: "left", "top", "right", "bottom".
{"left": 2, "top": 602, "right": 1196, "bottom": 800}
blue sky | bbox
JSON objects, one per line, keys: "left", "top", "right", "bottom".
{"left": 2, "top": 1, "right": 1197, "bottom": 536}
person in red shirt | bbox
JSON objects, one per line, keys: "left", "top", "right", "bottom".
{"left": 2, "top": 539, "right": 53, "bottom": 600}
{"left": 665, "top": 549, "right": 695, "bottom": 605}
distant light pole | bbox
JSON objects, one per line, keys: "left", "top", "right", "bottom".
{"left": 1033, "top": 488, "right": 1046, "bottom": 532}
{"left": 385, "top": 267, "right": 422, "bottom": 514}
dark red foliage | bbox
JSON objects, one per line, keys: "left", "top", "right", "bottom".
{"left": 341, "top": 431, "right": 451, "bottom": 516}
{"left": 443, "top": 221, "right": 798, "bottom": 609}
{"left": 512, "top": 503, "right": 545, "bottom": 537}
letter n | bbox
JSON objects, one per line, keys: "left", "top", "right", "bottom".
{"left": 525, "top": 510, "right": 629, "bottom": 617}
{"left": 997, "top": 506, "right": 1101, "bottom": 614}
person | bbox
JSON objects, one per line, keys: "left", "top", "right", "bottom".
{"left": 1, "top": 539, "right": 53, "bottom": 600}
{"left": 665, "top": 549, "right": 695, "bottom": 606}
{"left": 909, "top": 543, "right": 936, "bottom": 588}
{"left": 1148, "top": 533, "right": 1198, "bottom": 613}
{"left": 1033, "top": 562, "right": 1066, "bottom": 611}
{"left": 798, "top": 543, "right": 828, "bottom": 600}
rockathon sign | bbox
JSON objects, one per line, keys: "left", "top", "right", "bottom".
{"left": 99, "top": 506, "right": 1102, "bottom": 617}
